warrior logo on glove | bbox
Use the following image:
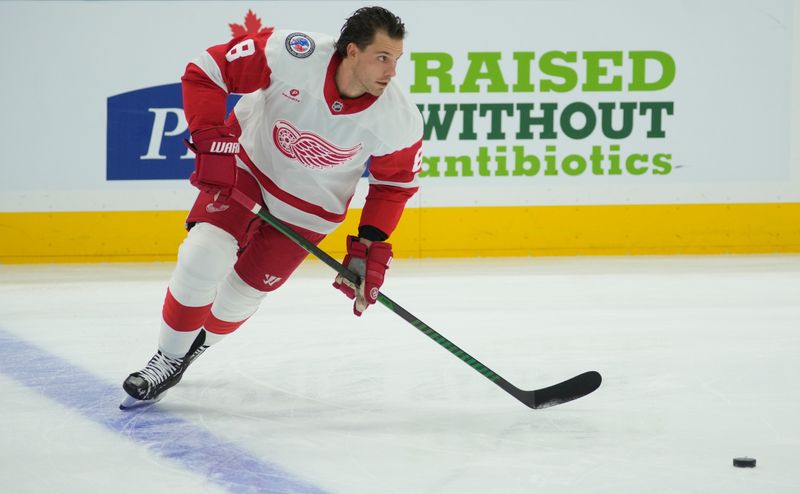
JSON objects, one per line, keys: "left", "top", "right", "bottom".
{"left": 209, "top": 141, "right": 240, "bottom": 154}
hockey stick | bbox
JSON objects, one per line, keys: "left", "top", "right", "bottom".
{"left": 230, "top": 189, "right": 601, "bottom": 409}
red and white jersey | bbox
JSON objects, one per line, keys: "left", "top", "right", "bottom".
{"left": 182, "top": 29, "right": 423, "bottom": 236}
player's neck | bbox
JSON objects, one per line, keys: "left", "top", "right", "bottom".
{"left": 334, "top": 58, "right": 366, "bottom": 99}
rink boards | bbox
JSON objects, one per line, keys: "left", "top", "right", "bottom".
{"left": 1, "top": 1, "right": 799, "bottom": 262}
{"left": 2, "top": 202, "right": 799, "bottom": 263}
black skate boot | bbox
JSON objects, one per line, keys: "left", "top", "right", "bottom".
{"left": 119, "top": 330, "right": 209, "bottom": 410}
{"left": 183, "top": 328, "right": 209, "bottom": 368}
{"left": 120, "top": 350, "right": 185, "bottom": 409}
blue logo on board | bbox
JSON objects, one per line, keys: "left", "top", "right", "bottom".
{"left": 106, "top": 84, "right": 238, "bottom": 180}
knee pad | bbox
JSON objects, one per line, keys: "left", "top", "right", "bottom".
{"left": 169, "top": 223, "right": 239, "bottom": 306}
{"left": 211, "top": 271, "right": 268, "bottom": 324}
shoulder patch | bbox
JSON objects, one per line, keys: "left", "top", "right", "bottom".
{"left": 285, "top": 32, "right": 315, "bottom": 58}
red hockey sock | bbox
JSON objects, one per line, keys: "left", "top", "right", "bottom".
{"left": 204, "top": 312, "right": 248, "bottom": 335}
{"left": 162, "top": 289, "right": 212, "bottom": 332}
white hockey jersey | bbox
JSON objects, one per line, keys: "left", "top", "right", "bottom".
{"left": 182, "top": 29, "right": 423, "bottom": 236}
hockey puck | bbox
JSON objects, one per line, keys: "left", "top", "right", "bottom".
{"left": 733, "top": 457, "right": 756, "bottom": 468}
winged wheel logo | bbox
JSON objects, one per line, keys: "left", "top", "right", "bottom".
{"left": 272, "top": 120, "right": 363, "bottom": 169}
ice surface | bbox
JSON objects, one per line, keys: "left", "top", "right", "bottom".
{"left": 1, "top": 255, "right": 799, "bottom": 493}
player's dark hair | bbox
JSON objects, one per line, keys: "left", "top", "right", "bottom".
{"left": 336, "top": 6, "right": 405, "bottom": 57}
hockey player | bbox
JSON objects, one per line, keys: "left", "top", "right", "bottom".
{"left": 121, "top": 6, "right": 422, "bottom": 409}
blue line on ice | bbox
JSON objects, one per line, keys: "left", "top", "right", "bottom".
{"left": 0, "top": 328, "right": 329, "bottom": 494}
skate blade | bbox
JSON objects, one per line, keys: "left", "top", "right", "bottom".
{"left": 119, "top": 392, "right": 166, "bottom": 410}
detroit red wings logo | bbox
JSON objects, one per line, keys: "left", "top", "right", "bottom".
{"left": 273, "top": 120, "right": 363, "bottom": 169}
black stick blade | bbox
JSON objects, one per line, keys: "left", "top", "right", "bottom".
{"left": 508, "top": 371, "right": 602, "bottom": 409}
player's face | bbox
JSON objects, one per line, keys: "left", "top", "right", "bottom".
{"left": 351, "top": 31, "right": 403, "bottom": 97}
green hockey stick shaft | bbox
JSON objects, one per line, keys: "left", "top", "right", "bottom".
{"left": 229, "top": 189, "right": 601, "bottom": 409}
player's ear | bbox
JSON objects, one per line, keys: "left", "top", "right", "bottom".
{"left": 346, "top": 41, "right": 360, "bottom": 59}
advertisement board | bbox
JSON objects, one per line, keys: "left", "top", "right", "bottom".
{"left": 0, "top": 0, "right": 798, "bottom": 261}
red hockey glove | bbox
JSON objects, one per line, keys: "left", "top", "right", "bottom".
{"left": 333, "top": 236, "right": 392, "bottom": 316}
{"left": 184, "top": 127, "right": 239, "bottom": 210}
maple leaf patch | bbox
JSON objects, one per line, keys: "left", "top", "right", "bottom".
{"left": 229, "top": 9, "right": 273, "bottom": 38}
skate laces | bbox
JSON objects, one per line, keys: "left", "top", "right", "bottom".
{"left": 138, "top": 351, "right": 183, "bottom": 385}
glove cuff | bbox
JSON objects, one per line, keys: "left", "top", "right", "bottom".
{"left": 345, "top": 235, "right": 369, "bottom": 258}
{"left": 190, "top": 127, "right": 240, "bottom": 155}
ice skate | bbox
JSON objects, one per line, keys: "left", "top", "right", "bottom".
{"left": 120, "top": 350, "right": 185, "bottom": 409}
{"left": 120, "top": 331, "right": 209, "bottom": 410}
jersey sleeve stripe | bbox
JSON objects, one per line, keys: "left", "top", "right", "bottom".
{"left": 190, "top": 52, "right": 229, "bottom": 93}
{"left": 367, "top": 176, "right": 420, "bottom": 189}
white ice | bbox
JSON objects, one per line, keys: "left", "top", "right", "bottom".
{"left": 1, "top": 255, "right": 798, "bottom": 494}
